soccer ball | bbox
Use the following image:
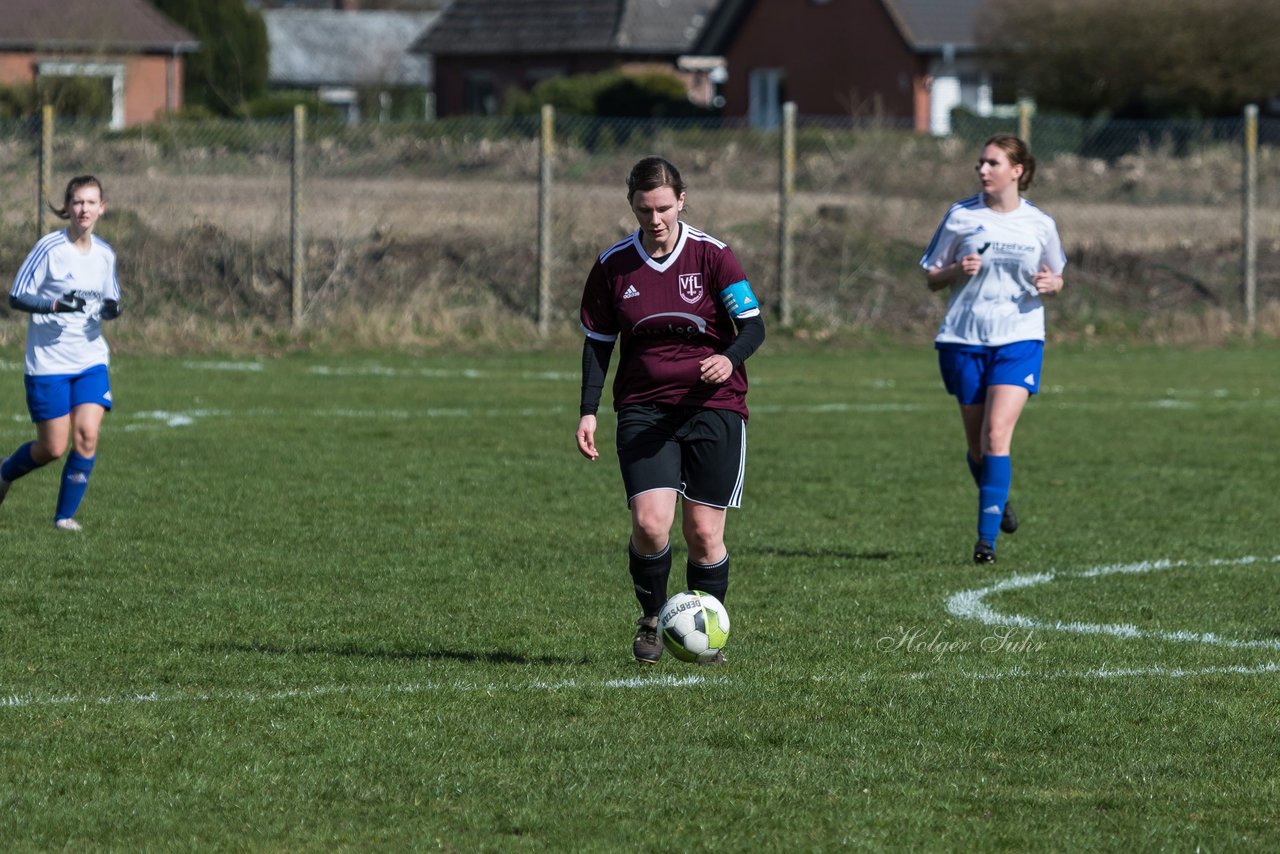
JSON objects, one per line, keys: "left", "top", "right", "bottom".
{"left": 658, "top": 590, "right": 730, "bottom": 663}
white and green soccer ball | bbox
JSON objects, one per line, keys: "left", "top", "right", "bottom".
{"left": 658, "top": 590, "right": 730, "bottom": 663}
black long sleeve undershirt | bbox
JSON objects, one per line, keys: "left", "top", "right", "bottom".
{"left": 721, "top": 313, "right": 766, "bottom": 369}
{"left": 579, "top": 336, "right": 615, "bottom": 416}
{"left": 9, "top": 293, "right": 56, "bottom": 313}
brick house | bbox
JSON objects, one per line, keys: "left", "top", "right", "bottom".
{"left": 413, "top": 0, "right": 721, "bottom": 116}
{"left": 0, "top": 0, "right": 197, "bottom": 129}
{"left": 694, "top": 0, "right": 996, "bottom": 133}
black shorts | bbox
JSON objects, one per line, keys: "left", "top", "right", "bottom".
{"left": 615, "top": 404, "right": 746, "bottom": 509}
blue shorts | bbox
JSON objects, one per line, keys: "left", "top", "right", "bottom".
{"left": 937, "top": 341, "right": 1043, "bottom": 406}
{"left": 24, "top": 364, "right": 113, "bottom": 423}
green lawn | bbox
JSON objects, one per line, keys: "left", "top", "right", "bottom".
{"left": 2, "top": 343, "right": 1278, "bottom": 850}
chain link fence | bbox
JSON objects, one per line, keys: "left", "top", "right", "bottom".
{"left": 2, "top": 107, "right": 1277, "bottom": 347}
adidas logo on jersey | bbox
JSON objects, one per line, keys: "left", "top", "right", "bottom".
{"left": 623, "top": 285, "right": 640, "bottom": 299}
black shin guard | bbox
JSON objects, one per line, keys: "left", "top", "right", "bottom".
{"left": 628, "top": 542, "right": 672, "bottom": 618}
{"left": 686, "top": 553, "right": 729, "bottom": 604}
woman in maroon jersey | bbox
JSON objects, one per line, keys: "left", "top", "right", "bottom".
{"left": 576, "top": 156, "right": 766, "bottom": 665}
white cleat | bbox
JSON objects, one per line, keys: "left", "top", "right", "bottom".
{"left": 54, "top": 517, "right": 82, "bottom": 532}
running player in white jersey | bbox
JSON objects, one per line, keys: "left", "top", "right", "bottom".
{"left": 0, "top": 175, "right": 123, "bottom": 531}
{"left": 577, "top": 156, "right": 765, "bottom": 663}
{"left": 920, "top": 135, "right": 1066, "bottom": 565}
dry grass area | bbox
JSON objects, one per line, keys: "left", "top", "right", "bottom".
{"left": 1, "top": 125, "right": 1277, "bottom": 351}
{"left": 91, "top": 170, "right": 1280, "bottom": 253}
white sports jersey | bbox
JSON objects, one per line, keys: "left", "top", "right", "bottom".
{"left": 920, "top": 194, "right": 1066, "bottom": 346}
{"left": 10, "top": 229, "right": 120, "bottom": 376}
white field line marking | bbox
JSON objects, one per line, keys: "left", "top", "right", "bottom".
{"left": 108, "top": 401, "right": 925, "bottom": 431}
{"left": 120, "top": 409, "right": 233, "bottom": 431}
{"left": 24, "top": 395, "right": 1277, "bottom": 436}
{"left": 307, "top": 364, "right": 578, "bottom": 382}
{"left": 181, "top": 360, "right": 265, "bottom": 372}
{"left": 905, "top": 661, "right": 1280, "bottom": 681}
{"left": 752, "top": 402, "right": 925, "bottom": 414}
{"left": 114, "top": 406, "right": 572, "bottom": 430}
{"left": 947, "top": 555, "right": 1280, "bottom": 650}
{"left": 1043, "top": 398, "right": 1280, "bottom": 412}
{"left": 1, "top": 674, "right": 715, "bottom": 712}
{"left": 29, "top": 394, "right": 1270, "bottom": 435}
{"left": 183, "top": 362, "right": 1280, "bottom": 408}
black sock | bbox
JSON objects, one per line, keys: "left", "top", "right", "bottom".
{"left": 629, "top": 541, "right": 671, "bottom": 618}
{"left": 687, "top": 553, "right": 729, "bottom": 604}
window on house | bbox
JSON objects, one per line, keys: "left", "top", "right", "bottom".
{"left": 930, "top": 69, "right": 995, "bottom": 136}
{"left": 319, "top": 87, "right": 360, "bottom": 124}
{"left": 748, "top": 68, "right": 785, "bottom": 130}
{"left": 464, "top": 73, "right": 498, "bottom": 116}
{"left": 36, "top": 61, "right": 125, "bottom": 129}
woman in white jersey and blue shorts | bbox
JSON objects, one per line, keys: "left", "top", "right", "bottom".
{"left": 920, "top": 135, "right": 1065, "bottom": 565}
{"left": 576, "top": 156, "right": 765, "bottom": 664}
{"left": 0, "top": 175, "right": 122, "bottom": 531}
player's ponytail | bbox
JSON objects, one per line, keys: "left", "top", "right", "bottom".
{"left": 627, "top": 156, "right": 686, "bottom": 203}
{"left": 49, "top": 175, "right": 105, "bottom": 220}
{"left": 985, "top": 135, "right": 1035, "bottom": 192}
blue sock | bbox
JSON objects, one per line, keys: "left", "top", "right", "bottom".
{"left": 2, "top": 442, "right": 45, "bottom": 482}
{"left": 55, "top": 452, "right": 95, "bottom": 521}
{"left": 977, "top": 455, "right": 1011, "bottom": 546}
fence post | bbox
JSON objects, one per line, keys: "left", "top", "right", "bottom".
{"left": 778, "top": 101, "right": 796, "bottom": 327}
{"left": 38, "top": 105, "right": 54, "bottom": 239}
{"left": 291, "top": 105, "right": 305, "bottom": 330}
{"left": 1242, "top": 103, "right": 1258, "bottom": 336}
{"left": 537, "top": 104, "right": 554, "bottom": 337}
{"left": 1018, "top": 98, "right": 1033, "bottom": 144}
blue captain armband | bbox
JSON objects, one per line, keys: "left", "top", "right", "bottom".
{"left": 719, "top": 280, "right": 760, "bottom": 318}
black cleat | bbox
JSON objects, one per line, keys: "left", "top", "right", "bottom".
{"left": 632, "top": 616, "right": 662, "bottom": 664}
{"left": 1001, "top": 502, "right": 1018, "bottom": 535}
{"left": 973, "top": 539, "right": 997, "bottom": 565}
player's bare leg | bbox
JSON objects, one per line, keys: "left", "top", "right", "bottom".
{"left": 681, "top": 501, "right": 726, "bottom": 566}
{"left": 0, "top": 416, "right": 72, "bottom": 510}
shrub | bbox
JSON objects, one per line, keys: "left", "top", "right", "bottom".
{"left": 503, "top": 69, "right": 713, "bottom": 119}
{"left": 595, "top": 71, "right": 711, "bottom": 118}
{"left": 503, "top": 71, "right": 618, "bottom": 117}
{"left": 241, "top": 92, "right": 341, "bottom": 120}
{"left": 0, "top": 83, "right": 35, "bottom": 120}
{"left": 39, "top": 76, "right": 112, "bottom": 122}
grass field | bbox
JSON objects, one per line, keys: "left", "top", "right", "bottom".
{"left": 2, "top": 343, "right": 1279, "bottom": 849}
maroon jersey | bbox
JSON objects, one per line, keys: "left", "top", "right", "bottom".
{"left": 580, "top": 223, "right": 755, "bottom": 420}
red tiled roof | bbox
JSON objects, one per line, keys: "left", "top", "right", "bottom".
{"left": 0, "top": 0, "right": 198, "bottom": 53}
